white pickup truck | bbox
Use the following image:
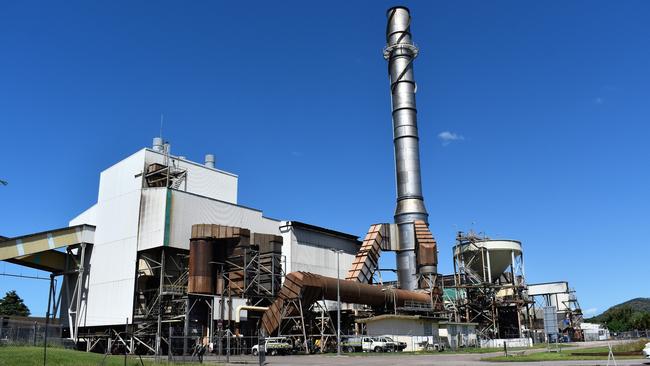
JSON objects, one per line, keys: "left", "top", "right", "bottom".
{"left": 251, "top": 337, "right": 293, "bottom": 356}
{"left": 643, "top": 341, "right": 650, "bottom": 359}
{"left": 360, "top": 336, "right": 401, "bottom": 352}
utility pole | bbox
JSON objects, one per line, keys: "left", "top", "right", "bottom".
{"left": 43, "top": 274, "right": 54, "bottom": 366}
{"left": 330, "top": 249, "right": 343, "bottom": 356}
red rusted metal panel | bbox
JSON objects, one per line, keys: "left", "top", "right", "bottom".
{"left": 188, "top": 238, "right": 215, "bottom": 294}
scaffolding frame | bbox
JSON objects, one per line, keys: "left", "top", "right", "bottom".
{"left": 451, "top": 232, "right": 530, "bottom": 340}
{"left": 81, "top": 244, "right": 285, "bottom": 357}
{"left": 527, "top": 286, "right": 584, "bottom": 341}
{"left": 222, "top": 250, "right": 285, "bottom": 306}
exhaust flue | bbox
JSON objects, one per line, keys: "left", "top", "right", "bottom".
{"left": 384, "top": 6, "right": 428, "bottom": 290}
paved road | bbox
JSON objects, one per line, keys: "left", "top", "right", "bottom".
{"left": 263, "top": 354, "right": 648, "bottom": 366}
{"left": 256, "top": 341, "right": 649, "bottom": 366}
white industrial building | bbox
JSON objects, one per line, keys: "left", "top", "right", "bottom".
{"left": 357, "top": 315, "right": 478, "bottom": 351}
{"left": 527, "top": 281, "right": 584, "bottom": 342}
{"left": 0, "top": 139, "right": 589, "bottom": 353}
{"left": 580, "top": 322, "right": 610, "bottom": 341}
{"left": 0, "top": 139, "right": 359, "bottom": 349}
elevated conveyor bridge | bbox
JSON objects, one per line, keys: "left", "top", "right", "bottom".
{"left": 0, "top": 224, "right": 95, "bottom": 342}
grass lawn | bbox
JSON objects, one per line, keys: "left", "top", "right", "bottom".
{"left": 0, "top": 346, "right": 220, "bottom": 366}
{"left": 482, "top": 339, "right": 648, "bottom": 362}
{"left": 482, "top": 349, "right": 643, "bottom": 362}
{"left": 444, "top": 343, "right": 549, "bottom": 354}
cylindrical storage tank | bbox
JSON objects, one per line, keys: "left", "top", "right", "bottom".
{"left": 188, "top": 238, "right": 214, "bottom": 294}
{"left": 453, "top": 240, "right": 522, "bottom": 283}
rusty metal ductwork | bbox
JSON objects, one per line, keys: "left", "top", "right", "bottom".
{"left": 346, "top": 224, "right": 386, "bottom": 283}
{"left": 188, "top": 224, "right": 252, "bottom": 295}
{"left": 261, "top": 272, "right": 432, "bottom": 336}
{"left": 414, "top": 220, "right": 438, "bottom": 275}
{"left": 188, "top": 238, "right": 215, "bottom": 294}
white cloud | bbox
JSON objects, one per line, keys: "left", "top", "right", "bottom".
{"left": 583, "top": 307, "right": 599, "bottom": 316}
{"left": 438, "top": 131, "right": 464, "bottom": 146}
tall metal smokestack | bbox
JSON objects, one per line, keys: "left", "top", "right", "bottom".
{"left": 384, "top": 6, "right": 428, "bottom": 290}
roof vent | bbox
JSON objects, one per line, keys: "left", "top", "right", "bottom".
{"left": 152, "top": 137, "right": 164, "bottom": 152}
{"left": 205, "top": 154, "right": 215, "bottom": 168}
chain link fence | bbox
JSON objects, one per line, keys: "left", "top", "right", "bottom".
{"left": 0, "top": 318, "right": 69, "bottom": 348}
{"left": 613, "top": 329, "right": 649, "bottom": 339}
{"left": 166, "top": 333, "right": 259, "bottom": 363}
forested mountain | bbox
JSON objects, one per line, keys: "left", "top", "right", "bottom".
{"left": 586, "top": 297, "right": 650, "bottom": 332}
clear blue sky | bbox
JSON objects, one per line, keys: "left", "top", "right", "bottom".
{"left": 1, "top": 1, "right": 648, "bottom": 318}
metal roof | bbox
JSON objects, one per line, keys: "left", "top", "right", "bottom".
{"left": 283, "top": 221, "right": 359, "bottom": 242}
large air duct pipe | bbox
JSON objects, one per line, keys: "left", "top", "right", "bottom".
{"left": 384, "top": 6, "right": 428, "bottom": 290}
{"left": 261, "top": 272, "right": 431, "bottom": 335}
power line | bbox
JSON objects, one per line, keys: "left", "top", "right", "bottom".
{"left": 0, "top": 272, "right": 50, "bottom": 281}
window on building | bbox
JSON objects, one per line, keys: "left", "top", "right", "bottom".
{"left": 424, "top": 323, "right": 432, "bottom": 336}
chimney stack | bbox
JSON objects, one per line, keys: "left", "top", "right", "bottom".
{"left": 384, "top": 6, "right": 429, "bottom": 290}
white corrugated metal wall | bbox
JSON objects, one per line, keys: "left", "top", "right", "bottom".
{"left": 81, "top": 150, "right": 145, "bottom": 327}
{"left": 168, "top": 190, "right": 280, "bottom": 249}
{"left": 145, "top": 149, "right": 238, "bottom": 204}
{"left": 70, "top": 147, "right": 364, "bottom": 329}
{"left": 284, "top": 224, "right": 357, "bottom": 280}
{"left": 69, "top": 204, "right": 97, "bottom": 227}
{"left": 137, "top": 188, "right": 167, "bottom": 251}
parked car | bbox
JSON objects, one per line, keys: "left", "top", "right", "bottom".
{"left": 382, "top": 336, "right": 407, "bottom": 352}
{"left": 417, "top": 338, "right": 447, "bottom": 352}
{"left": 642, "top": 341, "right": 650, "bottom": 359}
{"left": 251, "top": 337, "right": 293, "bottom": 356}
{"left": 360, "top": 336, "right": 396, "bottom": 352}
{"left": 341, "top": 336, "right": 364, "bottom": 353}
{"left": 341, "top": 336, "right": 407, "bottom": 353}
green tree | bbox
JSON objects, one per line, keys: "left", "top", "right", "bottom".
{"left": 0, "top": 290, "right": 31, "bottom": 316}
{"left": 630, "top": 311, "right": 650, "bottom": 330}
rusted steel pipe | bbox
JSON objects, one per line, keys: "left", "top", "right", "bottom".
{"left": 261, "top": 272, "right": 432, "bottom": 335}
{"left": 312, "top": 274, "right": 430, "bottom": 306}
